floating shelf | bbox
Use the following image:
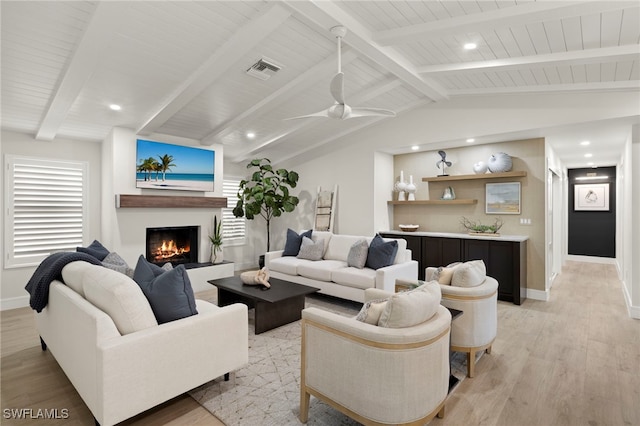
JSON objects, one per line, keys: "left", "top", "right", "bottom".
{"left": 116, "top": 194, "right": 227, "bottom": 208}
{"left": 422, "top": 171, "right": 527, "bottom": 182}
{"left": 388, "top": 199, "right": 477, "bottom": 205}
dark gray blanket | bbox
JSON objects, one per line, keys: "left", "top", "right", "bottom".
{"left": 25, "top": 252, "right": 102, "bottom": 312}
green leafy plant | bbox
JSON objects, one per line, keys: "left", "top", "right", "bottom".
{"left": 460, "top": 216, "right": 503, "bottom": 234}
{"left": 233, "top": 158, "right": 299, "bottom": 252}
{"left": 209, "top": 215, "right": 223, "bottom": 263}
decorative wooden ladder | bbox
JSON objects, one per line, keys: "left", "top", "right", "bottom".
{"left": 314, "top": 185, "right": 337, "bottom": 232}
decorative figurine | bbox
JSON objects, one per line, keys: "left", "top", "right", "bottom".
{"left": 441, "top": 186, "right": 456, "bottom": 200}
{"left": 436, "top": 150, "right": 452, "bottom": 176}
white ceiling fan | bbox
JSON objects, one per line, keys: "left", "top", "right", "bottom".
{"left": 286, "top": 26, "right": 396, "bottom": 121}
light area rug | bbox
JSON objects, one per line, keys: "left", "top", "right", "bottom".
{"left": 189, "top": 294, "right": 469, "bottom": 426}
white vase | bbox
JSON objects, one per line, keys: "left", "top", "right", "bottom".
{"left": 406, "top": 175, "right": 416, "bottom": 201}
{"left": 473, "top": 161, "right": 488, "bottom": 174}
{"left": 488, "top": 152, "right": 512, "bottom": 173}
{"left": 211, "top": 246, "right": 222, "bottom": 264}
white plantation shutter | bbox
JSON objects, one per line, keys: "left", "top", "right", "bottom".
{"left": 222, "top": 178, "right": 245, "bottom": 246}
{"left": 5, "top": 155, "right": 88, "bottom": 268}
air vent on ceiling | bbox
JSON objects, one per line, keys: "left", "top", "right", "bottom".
{"left": 246, "top": 57, "right": 282, "bottom": 81}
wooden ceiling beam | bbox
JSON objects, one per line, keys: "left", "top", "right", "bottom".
{"left": 283, "top": 0, "right": 448, "bottom": 102}
{"left": 418, "top": 45, "right": 640, "bottom": 74}
{"left": 200, "top": 50, "right": 358, "bottom": 145}
{"left": 136, "top": 3, "right": 291, "bottom": 136}
{"left": 374, "top": 1, "right": 634, "bottom": 46}
{"left": 448, "top": 81, "right": 640, "bottom": 97}
{"left": 35, "top": 2, "right": 126, "bottom": 141}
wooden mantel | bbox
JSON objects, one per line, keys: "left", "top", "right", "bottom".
{"left": 116, "top": 194, "right": 227, "bottom": 209}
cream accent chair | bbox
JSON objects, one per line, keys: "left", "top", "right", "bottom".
{"left": 299, "top": 287, "right": 451, "bottom": 425}
{"left": 426, "top": 266, "right": 498, "bottom": 378}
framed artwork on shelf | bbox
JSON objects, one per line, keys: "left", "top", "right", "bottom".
{"left": 574, "top": 183, "right": 609, "bottom": 211}
{"left": 486, "top": 182, "right": 521, "bottom": 214}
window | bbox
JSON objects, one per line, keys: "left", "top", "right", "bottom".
{"left": 221, "top": 178, "right": 245, "bottom": 246}
{"left": 4, "top": 155, "right": 88, "bottom": 268}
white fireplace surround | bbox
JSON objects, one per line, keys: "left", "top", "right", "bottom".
{"left": 100, "top": 128, "right": 225, "bottom": 272}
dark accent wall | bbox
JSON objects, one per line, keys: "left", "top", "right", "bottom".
{"left": 568, "top": 167, "right": 616, "bottom": 258}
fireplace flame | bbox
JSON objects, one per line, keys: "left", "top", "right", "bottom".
{"left": 154, "top": 240, "right": 190, "bottom": 261}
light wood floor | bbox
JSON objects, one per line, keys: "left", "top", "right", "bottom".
{"left": 1, "top": 261, "right": 638, "bottom": 425}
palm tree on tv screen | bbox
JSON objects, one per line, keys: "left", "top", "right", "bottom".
{"left": 137, "top": 157, "right": 160, "bottom": 182}
{"left": 158, "top": 154, "right": 176, "bottom": 181}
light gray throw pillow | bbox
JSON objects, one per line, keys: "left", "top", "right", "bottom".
{"left": 102, "top": 252, "right": 135, "bottom": 278}
{"left": 347, "top": 239, "right": 369, "bottom": 269}
{"left": 297, "top": 237, "right": 324, "bottom": 261}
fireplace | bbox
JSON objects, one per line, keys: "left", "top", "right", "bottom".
{"left": 146, "top": 226, "right": 199, "bottom": 266}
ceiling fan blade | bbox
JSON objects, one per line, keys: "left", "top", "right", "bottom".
{"left": 330, "top": 72, "right": 345, "bottom": 104}
{"left": 283, "top": 109, "right": 330, "bottom": 120}
{"left": 348, "top": 107, "right": 396, "bottom": 118}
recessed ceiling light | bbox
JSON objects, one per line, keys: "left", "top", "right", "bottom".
{"left": 587, "top": 162, "right": 594, "bottom": 166}
{"left": 464, "top": 43, "right": 477, "bottom": 50}
{"left": 466, "top": 138, "right": 475, "bottom": 143}
{"left": 411, "top": 145, "right": 419, "bottom": 151}
{"left": 584, "top": 153, "right": 593, "bottom": 158}
{"left": 109, "top": 104, "right": 121, "bottom": 111}
{"left": 580, "top": 141, "right": 590, "bottom": 146}
{"left": 246, "top": 132, "right": 256, "bottom": 139}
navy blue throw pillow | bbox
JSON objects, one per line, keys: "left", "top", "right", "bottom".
{"left": 76, "top": 240, "right": 110, "bottom": 261}
{"left": 283, "top": 229, "right": 313, "bottom": 256}
{"left": 365, "top": 234, "right": 398, "bottom": 270}
{"left": 133, "top": 255, "right": 198, "bottom": 324}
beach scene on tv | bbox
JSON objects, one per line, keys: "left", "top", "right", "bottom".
{"left": 136, "top": 139, "right": 215, "bottom": 192}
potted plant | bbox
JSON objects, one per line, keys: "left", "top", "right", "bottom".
{"left": 209, "top": 215, "right": 223, "bottom": 264}
{"left": 233, "top": 158, "right": 299, "bottom": 265}
{"left": 460, "top": 216, "right": 503, "bottom": 235}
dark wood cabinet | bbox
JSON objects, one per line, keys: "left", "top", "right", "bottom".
{"left": 398, "top": 235, "right": 424, "bottom": 279}
{"left": 381, "top": 232, "right": 527, "bottom": 305}
{"left": 423, "top": 237, "right": 462, "bottom": 271}
{"left": 464, "top": 239, "right": 526, "bottom": 304}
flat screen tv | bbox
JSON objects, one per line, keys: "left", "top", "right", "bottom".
{"left": 135, "top": 139, "right": 215, "bottom": 192}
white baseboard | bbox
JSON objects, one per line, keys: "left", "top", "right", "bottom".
{"left": 621, "top": 279, "right": 640, "bottom": 319}
{"left": 1, "top": 295, "right": 29, "bottom": 311}
{"left": 526, "top": 288, "right": 549, "bottom": 301}
{"left": 566, "top": 254, "right": 616, "bottom": 264}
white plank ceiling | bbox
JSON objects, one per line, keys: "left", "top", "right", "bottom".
{"left": 1, "top": 1, "right": 639, "bottom": 166}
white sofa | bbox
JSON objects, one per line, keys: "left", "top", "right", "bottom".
{"left": 265, "top": 231, "right": 418, "bottom": 303}
{"left": 35, "top": 261, "right": 248, "bottom": 426}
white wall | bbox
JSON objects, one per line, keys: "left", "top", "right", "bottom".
{"left": 1, "top": 131, "right": 102, "bottom": 309}
{"left": 273, "top": 91, "right": 639, "bottom": 311}
{"left": 102, "top": 128, "right": 224, "bottom": 268}
{"left": 621, "top": 124, "right": 640, "bottom": 318}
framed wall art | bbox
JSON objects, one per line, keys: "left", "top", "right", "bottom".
{"left": 574, "top": 183, "right": 609, "bottom": 211}
{"left": 486, "top": 182, "right": 521, "bottom": 214}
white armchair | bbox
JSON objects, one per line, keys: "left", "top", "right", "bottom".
{"left": 427, "top": 265, "right": 498, "bottom": 378}
{"left": 299, "top": 286, "right": 451, "bottom": 425}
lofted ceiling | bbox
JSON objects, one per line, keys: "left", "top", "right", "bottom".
{"left": 1, "top": 1, "right": 639, "bottom": 168}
